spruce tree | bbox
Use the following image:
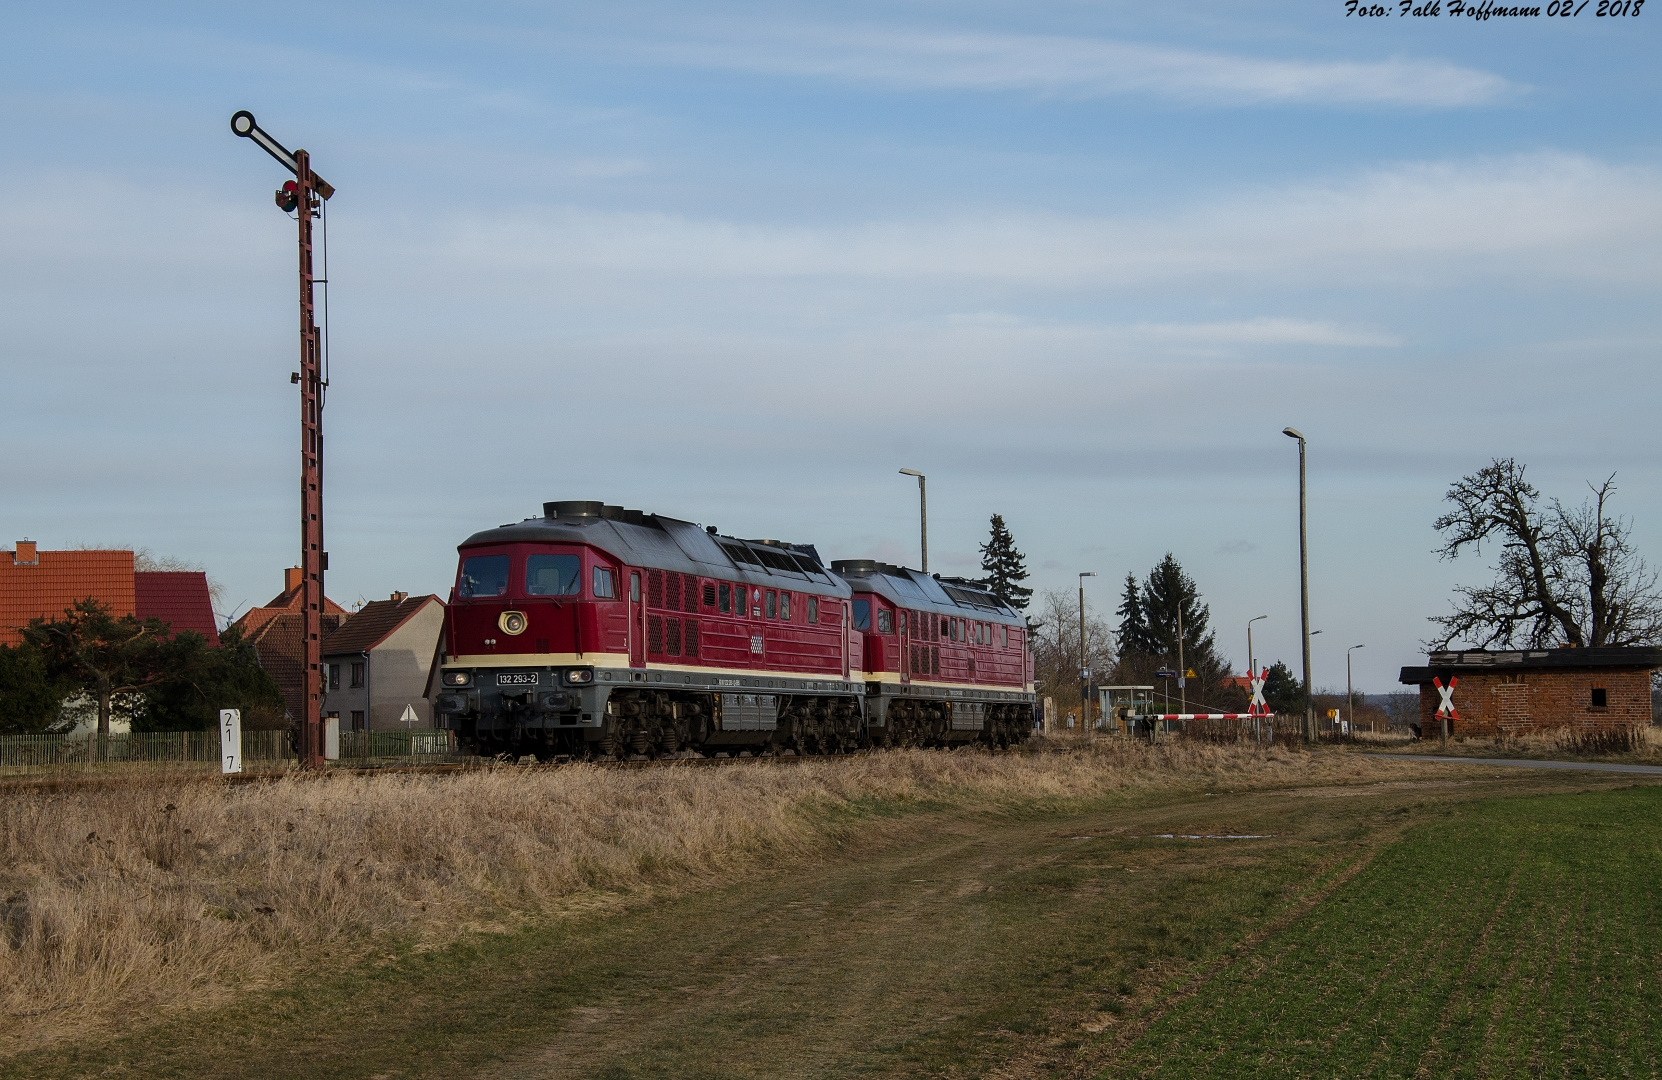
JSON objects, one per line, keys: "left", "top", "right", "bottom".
{"left": 1116, "top": 572, "right": 1154, "bottom": 657}
{"left": 977, "top": 514, "right": 1032, "bottom": 612}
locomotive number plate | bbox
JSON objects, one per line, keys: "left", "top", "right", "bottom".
{"left": 496, "top": 672, "right": 539, "bottom": 687}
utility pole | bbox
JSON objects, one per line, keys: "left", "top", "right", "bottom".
{"left": 231, "top": 111, "right": 334, "bottom": 769}
{"left": 1177, "top": 603, "right": 1186, "bottom": 716}
{"left": 1348, "top": 644, "right": 1365, "bottom": 733}
{"left": 1078, "top": 571, "right": 1097, "bottom": 737}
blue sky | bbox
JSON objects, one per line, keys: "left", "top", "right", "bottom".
{"left": 3, "top": 1, "right": 1658, "bottom": 693}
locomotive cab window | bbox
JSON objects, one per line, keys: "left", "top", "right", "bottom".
{"left": 853, "top": 599, "right": 871, "bottom": 631}
{"left": 592, "top": 566, "right": 616, "bottom": 598}
{"left": 526, "top": 554, "right": 581, "bottom": 596}
{"left": 877, "top": 609, "right": 893, "bottom": 634}
{"left": 458, "top": 554, "right": 510, "bottom": 598}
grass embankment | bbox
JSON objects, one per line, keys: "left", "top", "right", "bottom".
{"left": 1107, "top": 785, "right": 1662, "bottom": 1078}
{"left": 0, "top": 740, "right": 1379, "bottom": 1060}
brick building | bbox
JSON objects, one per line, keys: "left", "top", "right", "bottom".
{"left": 1399, "top": 648, "right": 1660, "bottom": 738}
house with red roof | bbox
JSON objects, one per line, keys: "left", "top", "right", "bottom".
{"left": 2, "top": 540, "right": 218, "bottom": 647}
{"left": 230, "top": 567, "right": 350, "bottom": 721}
{"left": 321, "top": 592, "right": 445, "bottom": 730}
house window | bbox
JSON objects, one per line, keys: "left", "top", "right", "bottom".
{"left": 1592, "top": 687, "right": 1608, "bottom": 708}
{"left": 328, "top": 663, "right": 340, "bottom": 690}
{"left": 808, "top": 596, "right": 819, "bottom": 624}
{"left": 766, "top": 590, "right": 778, "bottom": 619}
{"left": 350, "top": 662, "right": 365, "bottom": 688}
{"left": 718, "top": 583, "right": 731, "bottom": 613}
{"left": 593, "top": 566, "right": 616, "bottom": 598}
{"left": 350, "top": 710, "right": 365, "bottom": 730}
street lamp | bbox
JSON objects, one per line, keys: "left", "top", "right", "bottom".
{"left": 898, "top": 469, "right": 927, "bottom": 573}
{"left": 1347, "top": 644, "right": 1365, "bottom": 733}
{"left": 1283, "top": 427, "right": 1312, "bottom": 740}
{"left": 1247, "top": 615, "right": 1268, "bottom": 681}
{"left": 1079, "top": 571, "right": 1097, "bottom": 736}
{"left": 1309, "top": 629, "right": 1324, "bottom": 733}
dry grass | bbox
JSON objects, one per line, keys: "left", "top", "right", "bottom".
{"left": 0, "top": 742, "right": 1400, "bottom": 1056}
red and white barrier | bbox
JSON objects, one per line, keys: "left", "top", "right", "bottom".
{"left": 1126, "top": 713, "right": 1274, "bottom": 721}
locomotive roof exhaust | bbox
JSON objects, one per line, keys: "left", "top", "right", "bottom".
{"left": 543, "top": 501, "right": 645, "bottom": 524}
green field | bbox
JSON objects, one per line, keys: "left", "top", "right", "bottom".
{"left": 1108, "top": 786, "right": 1662, "bottom": 1079}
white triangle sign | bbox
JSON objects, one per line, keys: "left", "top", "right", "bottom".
{"left": 399, "top": 704, "right": 419, "bottom": 725}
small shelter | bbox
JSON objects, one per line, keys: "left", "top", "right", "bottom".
{"left": 1398, "top": 648, "right": 1660, "bottom": 738}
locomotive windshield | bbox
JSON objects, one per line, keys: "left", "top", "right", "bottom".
{"left": 526, "top": 554, "right": 582, "bottom": 596}
{"left": 458, "top": 554, "right": 510, "bottom": 598}
{"left": 852, "top": 599, "right": 871, "bottom": 631}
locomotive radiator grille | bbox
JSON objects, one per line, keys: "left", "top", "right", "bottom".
{"left": 648, "top": 615, "right": 664, "bottom": 654}
{"left": 666, "top": 618, "right": 682, "bottom": 656}
{"left": 684, "top": 576, "right": 699, "bottom": 612}
{"left": 685, "top": 618, "right": 699, "bottom": 658}
{"left": 665, "top": 571, "right": 682, "bottom": 611}
{"left": 647, "top": 570, "right": 664, "bottom": 609}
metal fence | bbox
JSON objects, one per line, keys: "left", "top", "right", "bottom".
{"left": 0, "top": 728, "right": 463, "bottom": 775}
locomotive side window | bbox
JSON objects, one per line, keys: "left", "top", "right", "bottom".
{"left": 1001, "top": 625, "right": 1008, "bottom": 648}
{"left": 718, "top": 583, "right": 731, "bottom": 613}
{"left": 765, "top": 590, "right": 778, "bottom": 619}
{"left": 525, "top": 554, "right": 581, "bottom": 596}
{"left": 630, "top": 572, "right": 641, "bottom": 603}
{"left": 592, "top": 566, "right": 616, "bottom": 599}
{"left": 853, "top": 599, "right": 871, "bottom": 631}
{"left": 808, "top": 596, "right": 819, "bottom": 624}
{"left": 899, "top": 611, "right": 907, "bottom": 637}
{"left": 458, "top": 554, "right": 510, "bottom": 598}
{"left": 876, "top": 609, "right": 892, "bottom": 634}
{"left": 780, "top": 592, "right": 791, "bottom": 621}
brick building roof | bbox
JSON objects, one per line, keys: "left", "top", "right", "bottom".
{"left": 134, "top": 571, "right": 220, "bottom": 646}
{"left": 323, "top": 594, "right": 441, "bottom": 656}
{"left": 0, "top": 543, "right": 135, "bottom": 646}
{"left": 1400, "top": 646, "right": 1662, "bottom": 684}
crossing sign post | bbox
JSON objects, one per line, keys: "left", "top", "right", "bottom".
{"left": 1433, "top": 676, "right": 1459, "bottom": 745}
{"left": 1246, "top": 668, "right": 1272, "bottom": 745}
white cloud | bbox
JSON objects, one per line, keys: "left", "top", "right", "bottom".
{"left": 413, "top": 152, "right": 1661, "bottom": 291}
{"left": 1129, "top": 318, "right": 1400, "bottom": 347}
{"left": 628, "top": 25, "right": 1516, "bottom": 108}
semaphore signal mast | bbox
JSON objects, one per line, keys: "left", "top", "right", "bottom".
{"left": 230, "top": 110, "right": 335, "bottom": 768}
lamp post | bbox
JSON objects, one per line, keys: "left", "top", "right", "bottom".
{"left": 1309, "top": 628, "right": 1324, "bottom": 734}
{"left": 1079, "top": 571, "right": 1097, "bottom": 737}
{"left": 1283, "top": 427, "right": 1312, "bottom": 741}
{"left": 1348, "top": 644, "right": 1365, "bottom": 733}
{"left": 898, "top": 469, "right": 927, "bottom": 573}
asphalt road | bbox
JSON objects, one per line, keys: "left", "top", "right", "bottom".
{"left": 1371, "top": 753, "right": 1662, "bottom": 776}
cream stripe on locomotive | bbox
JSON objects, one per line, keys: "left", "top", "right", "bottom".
{"left": 862, "top": 670, "right": 1034, "bottom": 694}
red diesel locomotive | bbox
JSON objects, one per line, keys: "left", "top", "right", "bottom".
{"left": 430, "top": 500, "right": 1034, "bottom": 759}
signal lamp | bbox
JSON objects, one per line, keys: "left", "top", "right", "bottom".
{"left": 565, "top": 668, "right": 594, "bottom": 684}
{"left": 442, "top": 670, "right": 471, "bottom": 687}
{"left": 274, "top": 179, "right": 299, "bottom": 213}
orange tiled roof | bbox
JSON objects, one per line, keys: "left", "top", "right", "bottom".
{"left": 243, "top": 610, "right": 347, "bottom": 720}
{"left": 0, "top": 548, "right": 135, "bottom": 646}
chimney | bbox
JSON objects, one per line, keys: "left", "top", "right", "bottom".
{"left": 284, "top": 566, "right": 303, "bottom": 593}
{"left": 390, "top": 591, "right": 409, "bottom": 604}
{"left": 15, "top": 540, "right": 37, "bottom": 565}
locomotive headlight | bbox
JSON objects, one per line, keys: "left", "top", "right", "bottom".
{"left": 498, "top": 610, "right": 528, "bottom": 636}
{"left": 565, "top": 667, "right": 593, "bottom": 684}
{"left": 442, "top": 670, "right": 472, "bottom": 687}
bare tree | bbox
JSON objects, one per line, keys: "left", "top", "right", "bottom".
{"left": 1430, "top": 459, "right": 1662, "bottom": 649}
{"left": 1028, "top": 589, "right": 1115, "bottom": 712}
